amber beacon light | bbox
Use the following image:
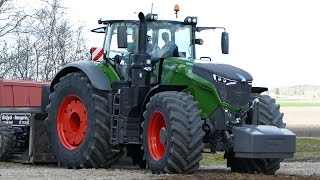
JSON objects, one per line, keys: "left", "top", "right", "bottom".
{"left": 174, "top": 4, "right": 180, "bottom": 18}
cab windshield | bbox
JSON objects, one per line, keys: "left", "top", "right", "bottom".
{"left": 147, "top": 21, "right": 193, "bottom": 59}
{"left": 106, "top": 21, "right": 194, "bottom": 60}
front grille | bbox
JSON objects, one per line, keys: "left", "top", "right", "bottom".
{"left": 215, "top": 82, "right": 251, "bottom": 107}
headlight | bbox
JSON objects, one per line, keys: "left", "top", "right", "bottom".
{"left": 213, "top": 74, "right": 237, "bottom": 85}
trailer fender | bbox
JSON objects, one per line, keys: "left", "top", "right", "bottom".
{"left": 50, "top": 61, "right": 111, "bottom": 92}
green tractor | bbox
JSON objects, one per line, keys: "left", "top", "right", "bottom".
{"left": 45, "top": 12, "right": 295, "bottom": 174}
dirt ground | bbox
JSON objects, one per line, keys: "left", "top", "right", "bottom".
{"left": 0, "top": 107, "right": 319, "bottom": 179}
{"left": 282, "top": 107, "right": 320, "bottom": 137}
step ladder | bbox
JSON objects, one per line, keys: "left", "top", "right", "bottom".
{"left": 111, "top": 89, "right": 121, "bottom": 152}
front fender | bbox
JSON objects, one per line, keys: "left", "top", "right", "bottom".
{"left": 140, "top": 84, "right": 187, "bottom": 118}
{"left": 50, "top": 61, "right": 113, "bottom": 92}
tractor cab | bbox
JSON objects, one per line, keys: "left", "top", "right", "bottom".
{"left": 92, "top": 14, "right": 229, "bottom": 82}
{"left": 93, "top": 19, "right": 196, "bottom": 81}
{"left": 95, "top": 19, "right": 195, "bottom": 58}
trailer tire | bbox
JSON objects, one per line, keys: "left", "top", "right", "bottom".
{"left": 46, "top": 72, "right": 122, "bottom": 168}
{"left": 225, "top": 94, "right": 284, "bottom": 175}
{"left": 0, "top": 122, "right": 16, "bottom": 161}
{"left": 142, "top": 91, "right": 205, "bottom": 174}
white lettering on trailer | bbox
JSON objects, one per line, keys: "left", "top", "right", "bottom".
{"left": 0, "top": 113, "right": 31, "bottom": 126}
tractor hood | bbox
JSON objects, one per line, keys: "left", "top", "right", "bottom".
{"left": 192, "top": 62, "right": 253, "bottom": 108}
{"left": 192, "top": 62, "right": 253, "bottom": 83}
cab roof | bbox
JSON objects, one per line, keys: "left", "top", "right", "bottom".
{"left": 91, "top": 20, "right": 191, "bottom": 33}
{"left": 98, "top": 20, "right": 187, "bottom": 26}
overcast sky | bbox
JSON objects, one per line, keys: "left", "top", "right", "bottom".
{"left": 61, "top": 0, "right": 320, "bottom": 88}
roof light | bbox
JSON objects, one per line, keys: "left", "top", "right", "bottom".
{"left": 184, "top": 16, "right": 198, "bottom": 25}
{"left": 192, "top": 18, "right": 197, "bottom": 23}
{"left": 146, "top": 13, "right": 158, "bottom": 21}
{"left": 153, "top": 14, "right": 158, "bottom": 20}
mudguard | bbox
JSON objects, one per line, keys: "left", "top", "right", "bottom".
{"left": 50, "top": 61, "right": 111, "bottom": 92}
{"left": 140, "top": 84, "right": 187, "bottom": 117}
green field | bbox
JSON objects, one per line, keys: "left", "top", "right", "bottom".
{"left": 200, "top": 137, "right": 320, "bottom": 166}
{"left": 286, "top": 137, "right": 320, "bottom": 162}
{"left": 277, "top": 100, "right": 320, "bottom": 107}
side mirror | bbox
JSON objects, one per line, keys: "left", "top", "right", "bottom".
{"left": 117, "top": 26, "right": 127, "bottom": 48}
{"left": 221, "top": 32, "right": 229, "bottom": 54}
{"left": 195, "top": 38, "right": 204, "bottom": 45}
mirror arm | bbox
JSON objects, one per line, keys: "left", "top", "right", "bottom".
{"left": 196, "top": 26, "right": 226, "bottom": 32}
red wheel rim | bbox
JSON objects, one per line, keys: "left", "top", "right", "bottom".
{"left": 148, "top": 111, "right": 167, "bottom": 160}
{"left": 57, "top": 95, "right": 87, "bottom": 150}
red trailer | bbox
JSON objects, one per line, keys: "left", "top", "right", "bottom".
{"left": 0, "top": 79, "right": 48, "bottom": 106}
{"left": 0, "top": 79, "right": 54, "bottom": 163}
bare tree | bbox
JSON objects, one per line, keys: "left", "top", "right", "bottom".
{"left": 0, "top": 0, "right": 29, "bottom": 79}
{"left": 0, "top": 0, "right": 27, "bottom": 38}
{"left": 0, "top": 42, "right": 12, "bottom": 77}
{"left": 1, "top": 0, "right": 88, "bottom": 80}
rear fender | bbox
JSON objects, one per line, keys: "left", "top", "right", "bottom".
{"left": 50, "top": 61, "right": 113, "bottom": 92}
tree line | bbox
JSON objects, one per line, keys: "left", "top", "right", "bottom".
{"left": 0, "top": 0, "right": 87, "bottom": 81}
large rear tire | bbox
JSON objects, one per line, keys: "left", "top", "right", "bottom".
{"left": 225, "top": 94, "right": 284, "bottom": 175}
{"left": 142, "top": 91, "right": 205, "bottom": 174}
{"left": 46, "top": 72, "right": 122, "bottom": 168}
{"left": 0, "top": 122, "right": 15, "bottom": 161}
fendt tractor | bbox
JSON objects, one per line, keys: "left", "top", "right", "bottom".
{"left": 0, "top": 11, "right": 296, "bottom": 175}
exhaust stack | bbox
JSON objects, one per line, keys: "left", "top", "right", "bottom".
{"left": 130, "top": 12, "right": 151, "bottom": 87}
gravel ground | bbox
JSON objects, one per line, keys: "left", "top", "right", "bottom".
{"left": 0, "top": 161, "right": 320, "bottom": 180}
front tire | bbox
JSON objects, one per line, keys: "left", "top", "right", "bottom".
{"left": 142, "top": 91, "right": 205, "bottom": 174}
{"left": 46, "top": 72, "right": 122, "bottom": 168}
{"left": 225, "top": 94, "right": 284, "bottom": 175}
